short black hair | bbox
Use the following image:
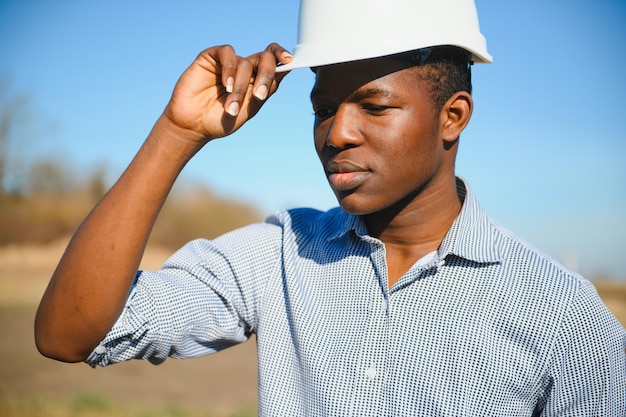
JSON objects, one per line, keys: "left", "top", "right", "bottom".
{"left": 395, "top": 46, "right": 473, "bottom": 111}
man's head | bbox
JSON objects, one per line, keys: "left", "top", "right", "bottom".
{"left": 310, "top": 52, "right": 473, "bottom": 215}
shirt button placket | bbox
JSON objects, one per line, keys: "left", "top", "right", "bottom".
{"left": 352, "top": 243, "right": 389, "bottom": 416}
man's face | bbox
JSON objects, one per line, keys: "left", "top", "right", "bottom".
{"left": 311, "top": 57, "right": 451, "bottom": 216}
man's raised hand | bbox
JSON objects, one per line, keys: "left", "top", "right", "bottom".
{"left": 162, "top": 43, "right": 292, "bottom": 146}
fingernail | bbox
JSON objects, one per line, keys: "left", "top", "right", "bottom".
{"left": 226, "top": 101, "right": 239, "bottom": 116}
{"left": 254, "top": 84, "right": 268, "bottom": 100}
{"left": 225, "top": 77, "right": 234, "bottom": 93}
{"left": 282, "top": 51, "right": 293, "bottom": 59}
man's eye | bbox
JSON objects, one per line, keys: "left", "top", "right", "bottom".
{"left": 362, "top": 104, "right": 389, "bottom": 113}
{"left": 313, "top": 108, "right": 335, "bottom": 119}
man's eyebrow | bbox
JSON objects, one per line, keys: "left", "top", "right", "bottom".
{"left": 348, "top": 87, "right": 400, "bottom": 102}
{"left": 310, "top": 87, "right": 400, "bottom": 103}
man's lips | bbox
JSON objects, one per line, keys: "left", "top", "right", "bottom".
{"left": 325, "top": 160, "right": 370, "bottom": 191}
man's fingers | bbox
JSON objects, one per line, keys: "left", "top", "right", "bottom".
{"left": 250, "top": 43, "right": 293, "bottom": 101}
{"left": 267, "top": 42, "right": 293, "bottom": 68}
{"left": 252, "top": 52, "right": 277, "bottom": 101}
{"left": 224, "top": 58, "right": 254, "bottom": 117}
{"left": 213, "top": 45, "right": 239, "bottom": 94}
{"left": 208, "top": 43, "right": 293, "bottom": 117}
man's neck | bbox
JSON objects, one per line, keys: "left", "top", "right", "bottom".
{"left": 363, "top": 178, "right": 462, "bottom": 286}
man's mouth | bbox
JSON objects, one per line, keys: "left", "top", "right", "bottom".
{"left": 326, "top": 161, "right": 370, "bottom": 191}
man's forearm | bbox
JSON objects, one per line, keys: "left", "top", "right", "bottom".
{"left": 34, "top": 115, "right": 202, "bottom": 362}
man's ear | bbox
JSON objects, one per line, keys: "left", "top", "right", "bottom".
{"left": 441, "top": 91, "right": 473, "bottom": 143}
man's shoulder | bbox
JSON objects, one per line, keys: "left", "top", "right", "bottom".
{"left": 487, "top": 218, "right": 589, "bottom": 296}
{"left": 267, "top": 206, "right": 348, "bottom": 233}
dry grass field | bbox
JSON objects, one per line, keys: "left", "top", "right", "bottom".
{"left": 0, "top": 241, "right": 257, "bottom": 417}
{"left": 1, "top": 240, "right": 625, "bottom": 416}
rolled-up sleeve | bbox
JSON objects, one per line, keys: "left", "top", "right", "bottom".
{"left": 85, "top": 220, "right": 283, "bottom": 368}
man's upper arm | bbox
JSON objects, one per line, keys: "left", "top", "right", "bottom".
{"left": 543, "top": 279, "right": 626, "bottom": 416}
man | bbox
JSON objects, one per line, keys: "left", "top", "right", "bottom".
{"left": 35, "top": 0, "right": 625, "bottom": 415}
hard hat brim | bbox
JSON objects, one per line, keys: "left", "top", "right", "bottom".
{"left": 276, "top": 43, "right": 492, "bottom": 73}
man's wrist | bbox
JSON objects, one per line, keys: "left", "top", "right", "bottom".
{"left": 147, "top": 115, "right": 210, "bottom": 164}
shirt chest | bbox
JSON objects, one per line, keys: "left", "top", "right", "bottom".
{"left": 256, "top": 254, "right": 547, "bottom": 416}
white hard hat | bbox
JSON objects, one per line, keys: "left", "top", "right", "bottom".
{"left": 276, "top": 0, "right": 492, "bottom": 72}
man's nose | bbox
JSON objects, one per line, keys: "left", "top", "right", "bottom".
{"left": 325, "top": 105, "right": 363, "bottom": 149}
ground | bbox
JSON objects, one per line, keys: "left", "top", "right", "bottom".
{"left": 0, "top": 241, "right": 257, "bottom": 416}
{"left": 1, "top": 240, "right": 624, "bottom": 416}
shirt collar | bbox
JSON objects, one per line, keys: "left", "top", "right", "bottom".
{"left": 328, "top": 209, "right": 368, "bottom": 241}
{"left": 438, "top": 177, "right": 504, "bottom": 264}
{"left": 328, "top": 177, "right": 503, "bottom": 264}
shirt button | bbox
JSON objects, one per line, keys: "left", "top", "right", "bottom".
{"left": 94, "top": 345, "right": 107, "bottom": 355}
{"left": 365, "top": 366, "right": 377, "bottom": 380}
{"left": 382, "top": 299, "right": 388, "bottom": 310}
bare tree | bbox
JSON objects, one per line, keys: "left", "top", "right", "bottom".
{"left": 0, "top": 80, "right": 32, "bottom": 195}
{"left": 0, "top": 105, "right": 8, "bottom": 194}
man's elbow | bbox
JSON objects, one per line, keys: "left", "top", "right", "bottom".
{"left": 34, "top": 317, "right": 92, "bottom": 363}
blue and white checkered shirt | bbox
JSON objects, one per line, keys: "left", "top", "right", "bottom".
{"left": 87, "top": 178, "right": 626, "bottom": 416}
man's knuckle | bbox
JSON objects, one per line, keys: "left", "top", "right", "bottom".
{"left": 232, "top": 87, "right": 248, "bottom": 97}
{"left": 257, "top": 69, "right": 274, "bottom": 82}
{"left": 239, "top": 59, "right": 253, "bottom": 71}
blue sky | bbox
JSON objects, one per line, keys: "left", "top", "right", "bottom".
{"left": 1, "top": 0, "right": 625, "bottom": 279}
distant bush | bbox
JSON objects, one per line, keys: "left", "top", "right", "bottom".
{"left": 0, "top": 161, "right": 262, "bottom": 249}
{"left": 0, "top": 190, "right": 89, "bottom": 246}
{"left": 149, "top": 182, "right": 262, "bottom": 249}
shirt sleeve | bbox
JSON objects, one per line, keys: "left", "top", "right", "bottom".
{"left": 542, "top": 279, "right": 626, "bottom": 416}
{"left": 85, "top": 220, "right": 284, "bottom": 368}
